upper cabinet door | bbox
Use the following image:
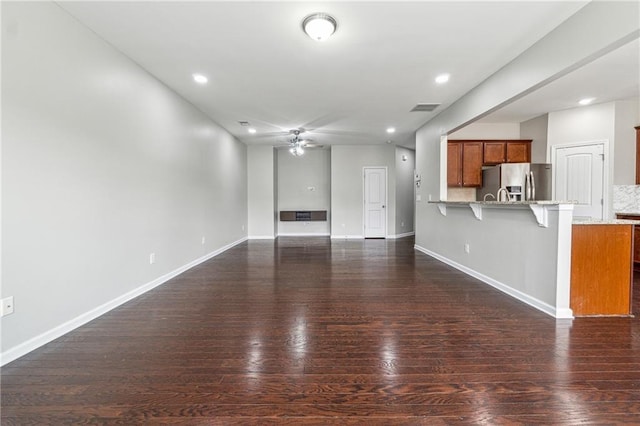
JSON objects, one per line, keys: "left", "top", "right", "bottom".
{"left": 447, "top": 142, "right": 462, "bottom": 187}
{"left": 506, "top": 141, "right": 531, "bottom": 163}
{"left": 483, "top": 142, "right": 506, "bottom": 165}
{"left": 461, "top": 142, "right": 483, "bottom": 187}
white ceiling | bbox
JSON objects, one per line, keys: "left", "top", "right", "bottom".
{"left": 56, "top": 1, "right": 637, "bottom": 149}
{"left": 481, "top": 38, "right": 640, "bottom": 123}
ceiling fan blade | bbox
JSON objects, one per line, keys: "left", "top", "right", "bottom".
{"left": 306, "top": 128, "right": 370, "bottom": 137}
{"left": 302, "top": 143, "right": 324, "bottom": 149}
{"left": 250, "top": 131, "right": 289, "bottom": 139}
{"left": 301, "top": 112, "right": 346, "bottom": 130}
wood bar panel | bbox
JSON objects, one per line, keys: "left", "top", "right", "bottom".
{"left": 571, "top": 224, "right": 633, "bottom": 315}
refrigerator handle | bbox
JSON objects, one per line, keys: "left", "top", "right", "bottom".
{"left": 530, "top": 171, "right": 536, "bottom": 201}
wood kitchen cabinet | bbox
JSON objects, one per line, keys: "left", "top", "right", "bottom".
{"left": 448, "top": 139, "right": 532, "bottom": 187}
{"left": 447, "top": 142, "right": 462, "bottom": 186}
{"left": 483, "top": 142, "right": 506, "bottom": 164}
{"left": 447, "top": 141, "right": 482, "bottom": 187}
{"left": 506, "top": 140, "right": 531, "bottom": 163}
{"left": 482, "top": 140, "right": 531, "bottom": 164}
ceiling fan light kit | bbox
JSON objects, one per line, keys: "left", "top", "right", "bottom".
{"left": 289, "top": 143, "right": 305, "bottom": 156}
{"left": 302, "top": 13, "right": 337, "bottom": 41}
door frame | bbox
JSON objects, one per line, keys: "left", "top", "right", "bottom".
{"left": 550, "top": 139, "right": 609, "bottom": 219}
{"left": 363, "top": 166, "right": 388, "bottom": 238}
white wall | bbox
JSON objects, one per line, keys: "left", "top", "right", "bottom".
{"left": 521, "top": 114, "right": 549, "bottom": 164}
{"left": 449, "top": 123, "right": 520, "bottom": 139}
{"left": 277, "top": 148, "right": 331, "bottom": 236}
{"left": 331, "top": 145, "right": 396, "bottom": 238}
{"left": 395, "top": 147, "right": 415, "bottom": 237}
{"left": 547, "top": 100, "right": 639, "bottom": 217}
{"left": 247, "top": 146, "right": 276, "bottom": 238}
{"left": 614, "top": 100, "right": 640, "bottom": 184}
{"left": 547, "top": 102, "right": 616, "bottom": 149}
{"left": 1, "top": 2, "right": 248, "bottom": 363}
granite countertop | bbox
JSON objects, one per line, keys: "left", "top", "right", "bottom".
{"left": 573, "top": 219, "right": 640, "bottom": 225}
{"left": 615, "top": 212, "right": 640, "bottom": 216}
{"left": 429, "top": 200, "right": 574, "bottom": 205}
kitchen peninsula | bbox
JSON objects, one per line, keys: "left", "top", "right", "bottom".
{"left": 422, "top": 200, "right": 575, "bottom": 319}
{"left": 424, "top": 200, "right": 636, "bottom": 318}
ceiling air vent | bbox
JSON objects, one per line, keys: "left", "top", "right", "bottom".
{"left": 410, "top": 104, "right": 440, "bottom": 112}
{"left": 238, "top": 121, "right": 250, "bottom": 127}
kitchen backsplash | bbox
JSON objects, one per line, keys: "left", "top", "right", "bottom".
{"left": 613, "top": 185, "right": 640, "bottom": 213}
{"left": 447, "top": 187, "right": 476, "bottom": 201}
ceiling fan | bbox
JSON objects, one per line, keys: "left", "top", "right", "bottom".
{"left": 247, "top": 114, "right": 367, "bottom": 147}
{"left": 281, "top": 129, "right": 324, "bottom": 156}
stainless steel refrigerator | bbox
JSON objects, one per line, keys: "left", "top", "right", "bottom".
{"left": 478, "top": 163, "right": 552, "bottom": 201}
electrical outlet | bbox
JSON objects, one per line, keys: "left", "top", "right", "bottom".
{"left": 401, "top": 221, "right": 405, "bottom": 227}
{"left": 149, "top": 253, "right": 156, "bottom": 264}
{"left": 201, "top": 236, "right": 206, "bottom": 245}
{"left": 1, "top": 296, "right": 14, "bottom": 316}
{"left": 464, "top": 243, "right": 470, "bottom": 254}
{"left": 242, "top": 225, "right": 245, "bottom": 231}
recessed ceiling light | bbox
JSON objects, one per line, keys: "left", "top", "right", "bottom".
{"left": 578, "top": 97, "right": 595, "bottom": 105}
{"left": 386, "top": 127, "right": 396, "bottom": 134}
{"left": 435, "top": 73, "right": 450, "bottom": 84}
{"left": 192, "top": 74, "right": 208, "bottom": 84}
{"left": 248, "top": 128, "right": 257, "bottom": 134}
{"left": 302, "top": 13, "right": 337, "bottom": 41}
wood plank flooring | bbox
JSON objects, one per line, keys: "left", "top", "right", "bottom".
{"left": 3, "top": 237, "right": 640, "bottom": 424}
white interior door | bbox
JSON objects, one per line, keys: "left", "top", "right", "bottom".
{"left": 553, "top": 142, "right": 605, "bottom": 220}
{"left": 364, "top": 167, "right": 387, "bottom": 238}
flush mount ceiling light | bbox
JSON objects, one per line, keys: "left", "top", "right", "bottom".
{"left": 192, "top": 74, "right": 208, "bottom": 84}
{"left": 302, "top": 13, "right": 337, "bottom": 41}
{"left": 248, "top": 128, "right": 257, "bottom": 134}
{"left": 579, "top": 97, "right": 595, "bottom": 105}
{"left": 386, "top": 127, "right": 396, "bottom": 134}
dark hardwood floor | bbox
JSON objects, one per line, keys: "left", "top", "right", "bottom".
{"left": 3, "top": 237, "right": 640, "bottom": 424}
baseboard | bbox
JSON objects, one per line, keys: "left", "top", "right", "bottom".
{"left": 388, "top": 231, "right": 415, "bottom": 239}
{"left": 248, "top": 235, "right": 276, "bottom": 240}
{"left": 0, "top": 237, "right": 248, "bottom": 367}
{"left": 330, "top": 235, "right": 364, "bottom": 240}
{"left": 414, "top": 244, "right": 570, "bottom": 319}
{"left": 277, "top": 233, "right": 330, "bottom": 237}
